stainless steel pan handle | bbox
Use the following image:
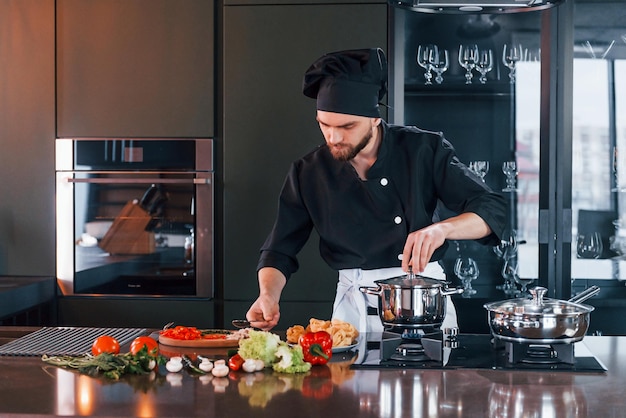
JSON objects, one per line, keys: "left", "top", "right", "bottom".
{"left": 359, "top": 286, "right": 382, "bottom": 296}
{"left": 441, "top": 287, "right": 465, "bottom": 296}
{"left": 568, "top": 285, "right": 600, "bottom": 304}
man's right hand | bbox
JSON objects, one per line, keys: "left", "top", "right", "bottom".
{"left": 245, "top": 267, "right": 287, "bottom": 331}
{"left": 246, "top": 295, "right": 280, "bottom": 331}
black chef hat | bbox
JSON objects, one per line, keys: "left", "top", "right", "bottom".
{"left": 302, "top": 48, "right": 388, "bottom": 118}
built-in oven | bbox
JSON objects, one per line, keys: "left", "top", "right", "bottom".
{"left": 56, "top": 138, "right": 213, "bottom": 297}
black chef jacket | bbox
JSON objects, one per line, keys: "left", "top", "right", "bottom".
{"left": 257, "top": 121, "right": 507, "bottom": 280}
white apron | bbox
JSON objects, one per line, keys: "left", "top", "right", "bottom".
{"left": 331, "top": 263, "right": 458, "bottom": 334}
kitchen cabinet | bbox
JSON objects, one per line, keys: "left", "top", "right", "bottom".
{"left": 221, "top": 2, "right": 387, "bottom": 328}
{"left": 0, "top": 0, "right": 56, "bottom": 277}
{"left": 57, "top": 297, "right": 215, "bottom": 329}
{"left": 0, "top": 277, "right": 56, "bottom": 326}
{"left": 56, "top": 0, "right": 214, "bottom": 138}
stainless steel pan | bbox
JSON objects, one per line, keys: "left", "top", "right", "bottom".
{"left": 484, "top": 286, "right": 600, "bottom": 344}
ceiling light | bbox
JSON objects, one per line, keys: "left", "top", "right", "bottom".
{"left": 388, "top": 0, "right": 565, "bottom": 14}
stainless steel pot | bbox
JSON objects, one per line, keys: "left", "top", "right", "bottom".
{"left": 360, "top": 275, "right": 464, "bottom": 329}
{"left": 484, "top": 286, "right": 600, "bottom": 344}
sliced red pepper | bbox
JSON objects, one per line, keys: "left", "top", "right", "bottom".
{"left": 299, "top": 331, "right": 333, "bottom": 366}
{"left": 160, "top": 326, "right": 204, "bottom": 340}
{"left": 228, "top": 353, "right": 245, "bottom": 371}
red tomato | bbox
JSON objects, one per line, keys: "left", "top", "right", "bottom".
{"left": 92, "top": 335, "right": 120, "bottom": 355}
{"left": 130, "top": 336, "right": 159, "bottom": 356}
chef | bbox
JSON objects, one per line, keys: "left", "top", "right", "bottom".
{"left": 246, "top": 48, "right": 506, "bottom": 333}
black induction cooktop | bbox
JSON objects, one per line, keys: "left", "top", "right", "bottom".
{"left": 349, "top": 333, "right": 606, "bottom": 373}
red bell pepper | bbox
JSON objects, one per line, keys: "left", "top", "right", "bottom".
{"left": 299, "top": 331, "right": 332, "bottom": 365}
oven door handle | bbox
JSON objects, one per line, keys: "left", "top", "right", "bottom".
{"left": 65, "top": 177, "right": 211, "bottom": 185}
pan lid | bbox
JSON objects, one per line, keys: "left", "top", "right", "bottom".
{"left": 374, "top": 274, "right": 445, "bottom": 288}
{"left": 484, "top": 286, "right": 595, "bottom": 315}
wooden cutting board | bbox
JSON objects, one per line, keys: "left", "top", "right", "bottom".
{"left": 158, "top": 334, "right": 242, "bottom": 348}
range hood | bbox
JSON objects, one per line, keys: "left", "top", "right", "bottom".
{"left": 388, "top": 0, "right": 565, "bottom": 13}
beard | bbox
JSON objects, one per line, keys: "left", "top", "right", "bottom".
{"left": 329, "top": 129, "right": 373, "bottom": 162}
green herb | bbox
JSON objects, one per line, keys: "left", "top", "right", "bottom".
{"left": 42, "top": 350, "right": 167, "bottom": 380}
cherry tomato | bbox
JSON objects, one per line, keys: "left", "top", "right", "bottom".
{"left": 228, "top": 353, "right": 244, "bottom": 371}
{"left": 92, "top": 335, "right": 120, "bottom": 355}
{"left": 130, "top": 336, "right": 159, "bottom": 356}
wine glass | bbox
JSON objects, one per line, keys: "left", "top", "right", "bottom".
{"left": 502, "top": 161, "right": 518, "bottom": 192}
{"left": 417, "top": 44, "right": 437, "bottom": 85}
{"left": 502, "top": 44, "right": 523, "bottom": 83}
{"left": 494, "top": 230, "right": 521, "bottom": 297}
{"left": 493, "top": 229, "right": 518, "bottom": 260}
{"left": 470, "top": 161, "right": 489, "bottom": 182}
{"left": 458, "top": 44, "right": 478, "bottom": 85}
{"left": 476, "top": 49, "right": 493, "bottom": 84}
{"left": 430, "top": 48, "right": 449, "bottom": 84}
{"left": 611, "top": 146, "right": 626, "bottom": 192}
{"left": 515, "top": 276, "right": 537, "bottom": 295}
{"left": 454, "top": 256, "right": 479, "bottom": 297}
{"left": 610, "top": 219, "right": 626, "bottom": 256}
{"left": 576, "top": 232, "right": 604, "bottom": 259}
{"left": 582, "top": 40, "right": 615, "bottom": 59}
{"left": 504, "top": 259, "right": 536, "bottom": 295}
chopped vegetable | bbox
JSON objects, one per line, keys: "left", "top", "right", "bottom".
{"left": 272, "top": 343, "right": 311, "bottom": 374}
{"left": 159, "top": 325, "right": 229, "bottom": 340}
{"left": 238, "top": 330, "right": 281, "bottom": 366}
{"left": 299, "top": 331, "right": 332, "bottom": 366}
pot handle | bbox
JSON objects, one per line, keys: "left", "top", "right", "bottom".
{"left": 441, "top": 287, "right": 465, "bottom": 297}
{"left": 359, "top": 286, "right": 381, "bottom": 296}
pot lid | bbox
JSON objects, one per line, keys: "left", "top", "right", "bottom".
{"left": 374, "top": 274, "right": 445, "bottom": 288}
{"left": 484, "top": 286, "right": 595, "bottom": 315}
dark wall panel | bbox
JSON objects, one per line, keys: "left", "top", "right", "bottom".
{"left": 0, "top": 1, "right": 56, "bottom": 276}
{"left": 222, "top": 4, "right": 388, "bottom": 323}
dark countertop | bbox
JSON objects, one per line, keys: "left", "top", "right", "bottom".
{"left": 0, "top": 327, "right": 624, "bottom": 417}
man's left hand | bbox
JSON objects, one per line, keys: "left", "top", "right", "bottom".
{"left": 401, "top": 224, "right": 446, "bottom": 273}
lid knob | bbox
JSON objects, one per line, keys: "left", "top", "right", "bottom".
{"left": 529, "top": 286, "right": 547, "bottom": 306}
